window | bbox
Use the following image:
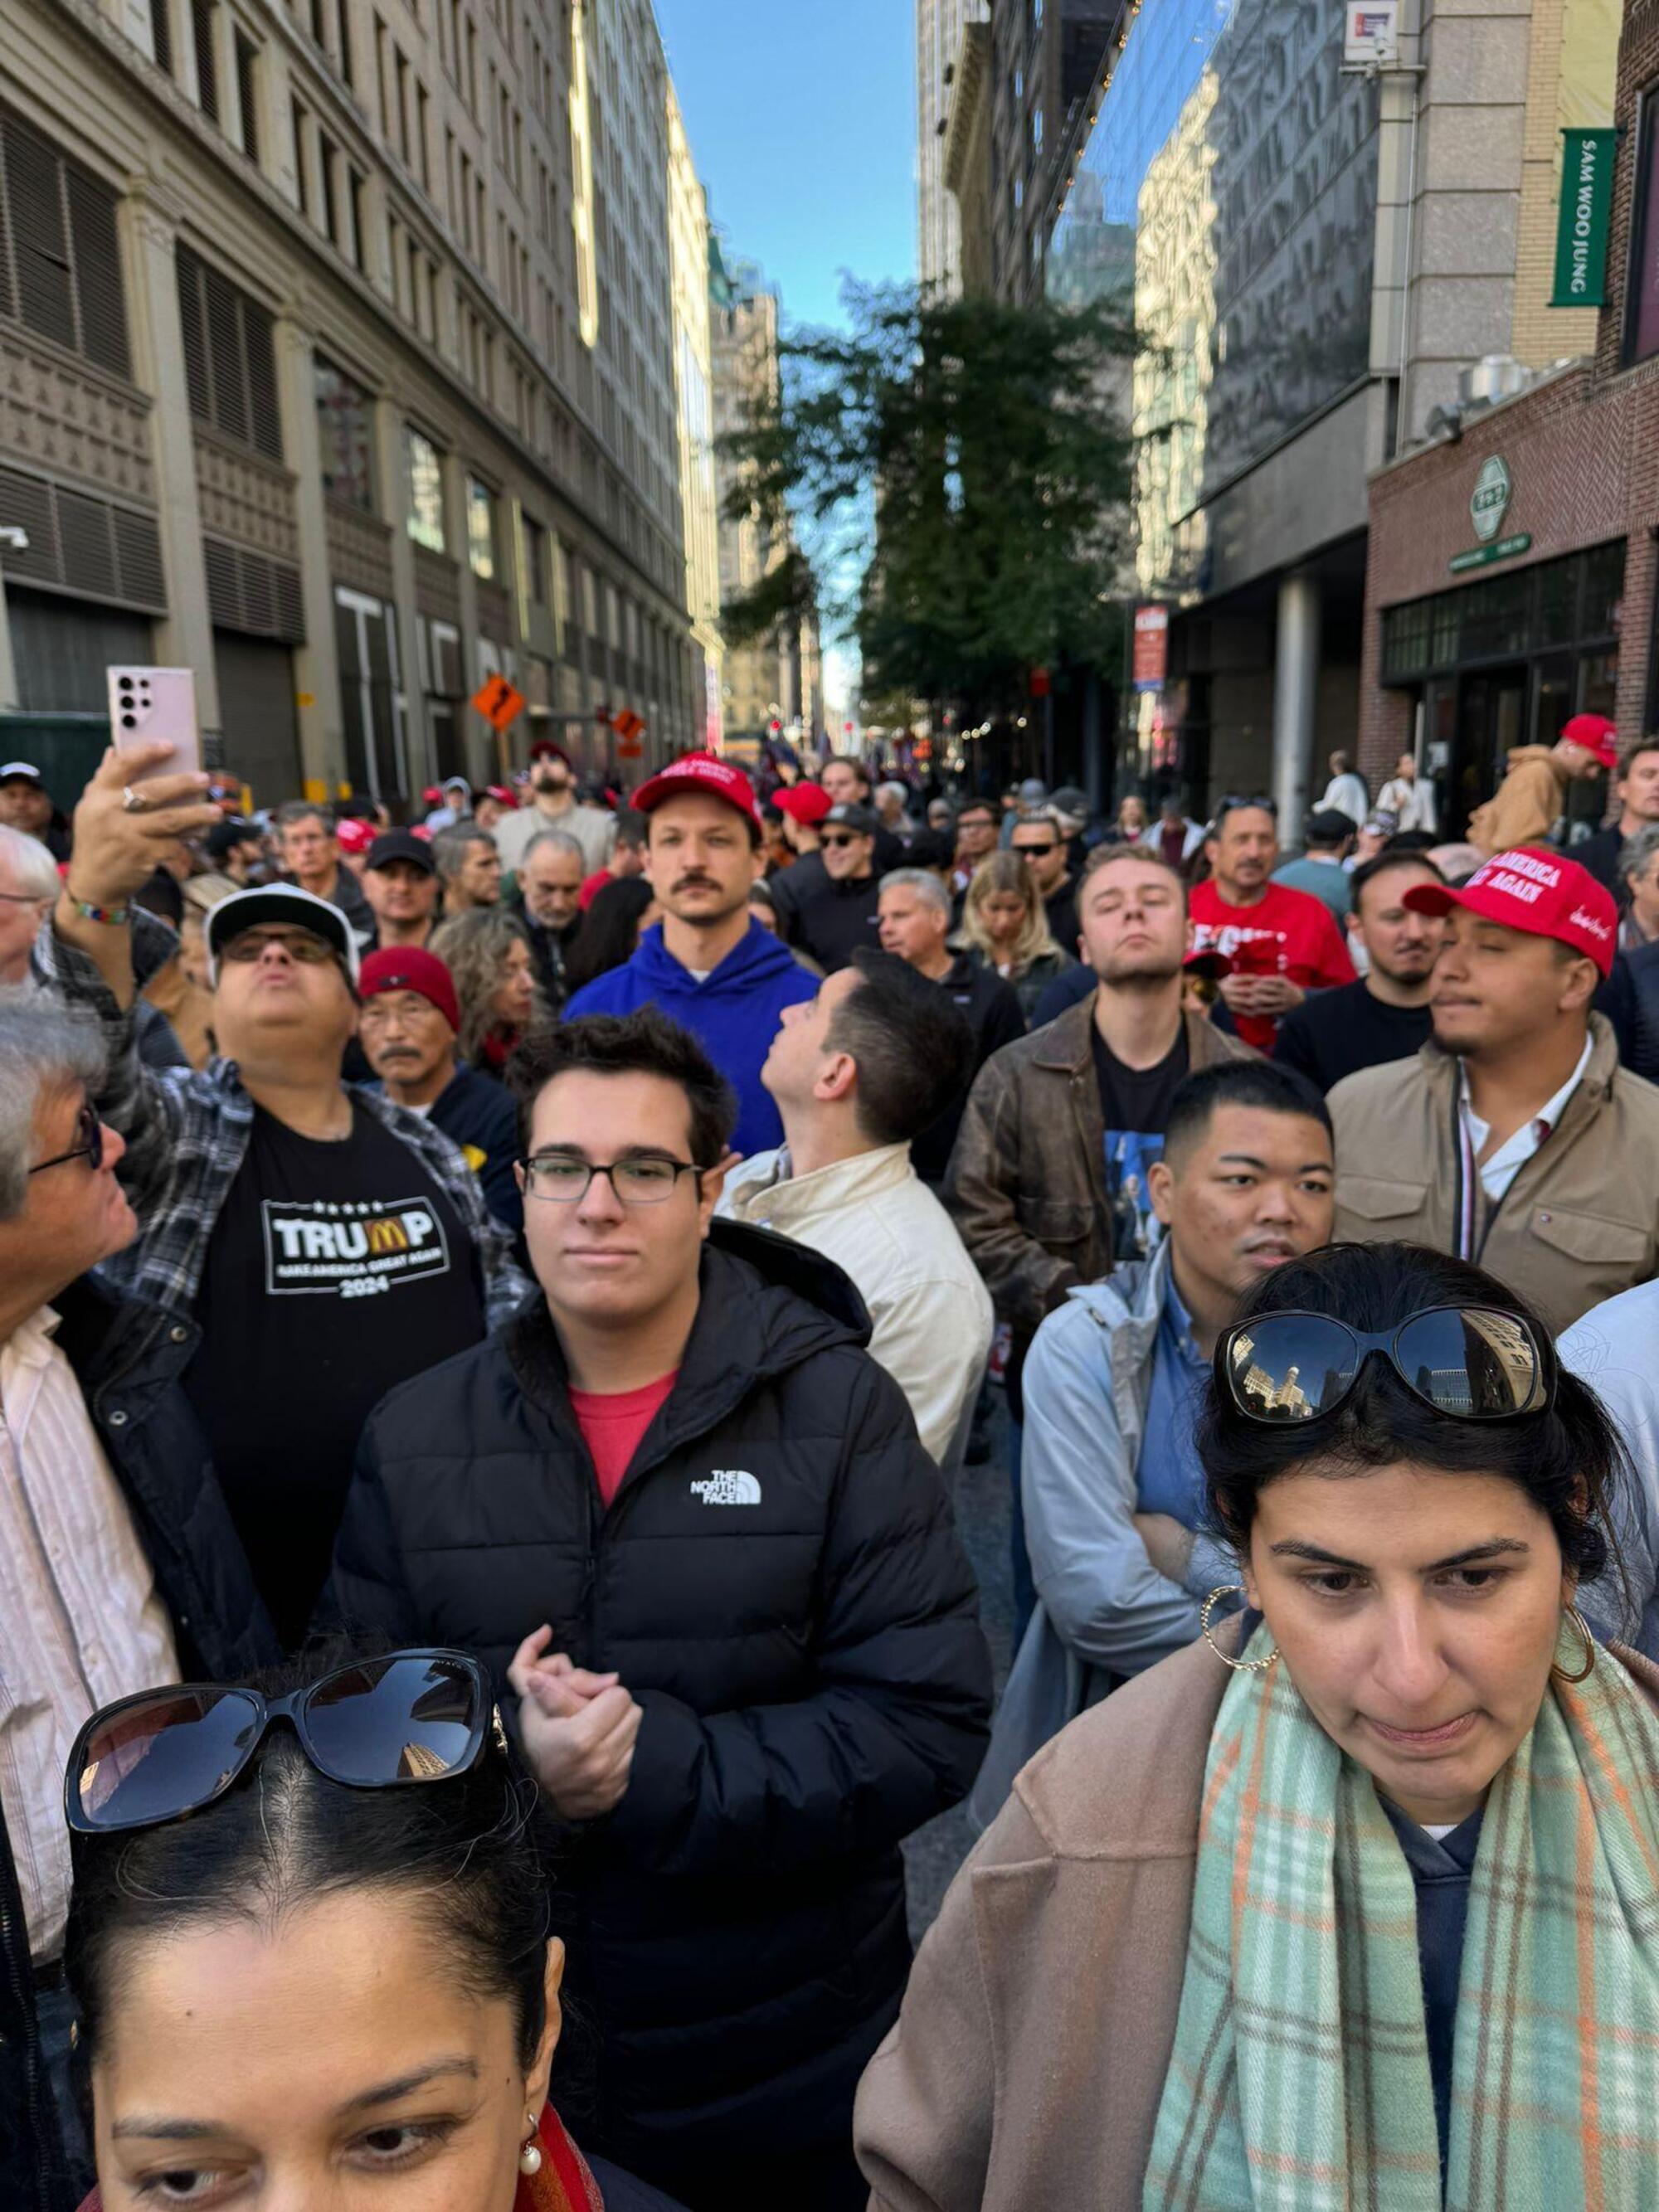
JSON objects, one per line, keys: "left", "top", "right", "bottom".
{"left": 315, "top": 355, "right": 374, "bottom": 509}
{"left": 149, "top": 0, "right": 173, "bottom": 75}
{"left": 292, "top": 98, "right": 311, "bottom": 219}
{"left": 1033, "top": 105, "right": 1044, "bottom": 155}
{"left": 192, "top": 0, "right": 219, "bottom": 122}
{"left": 177, "top": 245, "right": 282, "bottom": 460}
{"left": 0, "top": 104, "right": 132, "bottom": 378}
{"left": 466, "top": 475, "right": 495, "bottom": 578}
{"left": 335, "top": 586, "right": 406, "bottom": 795}
{"left": 233, "top": 32, "right": 259, "bottom": 161}
{"left": 338, "top": 0, "right": 353, "bottom": 87}
{"left": 404, "top": 424, "right": 445, "bottom": 551}
{"left": 521, "top": 513, "right": 547, "bottom": 604}
{"left": 319, "top": 130, "right": 339, "bottom": 244}
{"left": 1628, "top": 85, "right": 1659, "bottom": 367}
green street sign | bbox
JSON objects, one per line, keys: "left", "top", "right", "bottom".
{"left": 1450, "top": 532, "right": 1533, "bottom": 575}
{"left": 1551, "top": 129, "right": 1618, "bottom": 308}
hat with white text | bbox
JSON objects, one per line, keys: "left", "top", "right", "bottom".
{"left": 630, "top": 751, "right": 761, "bottom": 833}
{"left": 204, "top": 882, "right": 362, "bottom": 987}
{"left": 1402, "top": 846, "right": 1617, "bottom": 977}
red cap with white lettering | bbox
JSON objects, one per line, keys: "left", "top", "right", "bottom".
{"left": 1403, "top": 846, "right": 1618, "bottom": 977}
{"left": 630, "top": 751, "right": 761, "bottom": 834}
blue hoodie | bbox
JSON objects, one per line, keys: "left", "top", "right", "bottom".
{"left": 564, "top": 919, "right": 818, "bottom": 1157}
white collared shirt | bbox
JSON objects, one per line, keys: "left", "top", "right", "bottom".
{"left": 1459, "top": 1033, "right": 1594, "bottom": 1203}
{"left": 718, "top": 1141, "right": 994, "bottom": 1468}
{"left": 0, "top": 1307, "right": 178, "bottom": 1962}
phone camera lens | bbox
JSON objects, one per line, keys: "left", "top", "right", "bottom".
{"left": 120, "top": 713, "right": 136, "bottom": 730}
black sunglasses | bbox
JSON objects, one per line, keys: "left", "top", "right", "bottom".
{"left": 820, "top": 832, "right": 865, "bottom": 848}
{"left": 1218, "top": 1305, "right": 1551, "bottom": 1426}
{"left": 29, "top": 1097, "right": 102, "bottom": 1178}
{"left": 1212, "top": 795, "right": 1279, "bottom": 822}
{"left": 65, "top": 1650, "right": 501, "bottom": 1835}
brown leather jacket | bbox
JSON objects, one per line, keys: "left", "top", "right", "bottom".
{"left": 1329, "top": 1014, "right": 1659, "bottom": 1334}
{"left": 944, "top": 997, "right": 1253, "bottom": 1352}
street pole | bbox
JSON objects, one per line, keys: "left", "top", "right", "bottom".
{"left": 0, "top": 527, "right": 27, "bottom": 713}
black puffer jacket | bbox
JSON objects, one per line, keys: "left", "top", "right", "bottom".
{"left": 3, "top": 1280, "right": 280, "bottom": 2212}
{"left": 324, "top": 1223, "right": 990, "bottom": 2197}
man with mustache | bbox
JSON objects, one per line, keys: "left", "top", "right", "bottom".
{"left": 971, "top": 1059, "right": 1335, "bottom": 1820}
{"left": 494, "top": 737, "right": 617, "bottom": 874}
{"left": 563, "top": 754, "right": 818, "bottom": 1155}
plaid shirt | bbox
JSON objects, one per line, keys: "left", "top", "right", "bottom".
{"left": 32, "top": 909, "right": 533, "bottom": 1325}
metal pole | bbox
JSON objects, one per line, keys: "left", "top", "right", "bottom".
{"left": 0, "top": 532, "right": 23, "bottom": 713}
{"left": 1272, "top": 570, "right": 1321, "bottom": 850}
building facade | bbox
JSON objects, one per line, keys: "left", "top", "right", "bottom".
{"left": 0, "top": 0, "right": 707, "bottom": 805}
{"left": 1358, "top": 0, "right": 1659, "bottom": 835}
{"left": 917, "top": 0, "right": 986, "bottom": 294}
{"left": 1030, "top": 0, "right": 1622, "bottom": 830}
{"left": 666, "top": 76, "right": 720, "bottom": 751}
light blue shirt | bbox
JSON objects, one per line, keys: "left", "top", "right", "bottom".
{"left": 1135, "top": 1272, "right": 1210, "bottom": 1529}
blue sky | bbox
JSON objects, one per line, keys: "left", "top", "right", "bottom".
{"left": 653, "top": 0, "right": 917, "bottom": 333}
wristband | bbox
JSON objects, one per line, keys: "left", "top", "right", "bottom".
{"left": 64, "top": 886, "right": 132, "bottom": 926}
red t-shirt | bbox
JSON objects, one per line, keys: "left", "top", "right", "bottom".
{"left": 568, "top": 1371, "right": 679, "bottom": 1506}
{"left": 578, "top": 868, "right": 611, "bottom": 911}
{"left": 1189, "top": 878, "right": 1355, "bottom": 1051}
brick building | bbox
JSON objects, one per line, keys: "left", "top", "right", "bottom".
{"left": 1359, "top": 0, "right": 1659, "bottom": 839}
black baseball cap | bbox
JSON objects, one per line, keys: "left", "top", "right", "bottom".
{"left": 204, "top": 816, "right": 260, "bottom": 860}
{"left": 823, "top": 803, "right": 878, "bottom": 836}
{"left": 366, "top": 829, "right": 437, "bottom": 876}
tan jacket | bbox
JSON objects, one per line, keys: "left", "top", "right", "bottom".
{"left": 1329, "top": 1016, "right": 1659, "bottom": 1334}
{"left": 854, "top": 1631, "right": 1659, "bottom": 2212}
{"left": 1467, "top": 745, "right": 1567, "bottom": 855}
{"left": 945, "top": 998, "right": 1253, "bottom": 1347}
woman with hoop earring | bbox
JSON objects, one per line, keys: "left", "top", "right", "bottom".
{"left": 856, "top": 1241, "right": 1659, "bottom": 2212}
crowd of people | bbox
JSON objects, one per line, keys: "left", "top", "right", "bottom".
{"left": 7, "top": 718, "right": 1659, "bottom": 2212}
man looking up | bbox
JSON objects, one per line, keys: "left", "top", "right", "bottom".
{"left": 563, "top": 753, "right": 818, "bottom": 1155}
{"left": 33, "top": 746, "right": 532, "bottom": 1645}
{"left": 1467, "top": 712, "right": 1615, "bottom": 854}
{"left": 328, "top": 1009, "right": 990, "bottom": 2211}
{"left": 1189, "top": 797, "right": 1355, "bottom": 1050}
{"left": 1010, "top": 805, "right": 1080, "bottom": 954}
{"left": 1273, "top": 850, "right": 1447, "bottom": 1090}
{"left": 512, "top": 828, "right": 586, "bottom": 1009}
{"left": 974, "top": 1060, "right": 1334, "bottom": 1816}
{"left": 432, "top": 822, "right": 502, "bottom": 912}
{"left": 1330, "top": 846, "right": 1659, "bottom": 1331}
{"left": 274, "top": 798, "right": 376, "bottom": 950}
{"left": 495, "top": 737, "right": 616, "bottom": 873}
{"left": 357, "top": 946, "right": 523, "bottom": 1237}
{"left": 876, "top": 868, "right": 1024, "bottom": 1184}
{"left": 722, "top": 949, "right": 995, "bottom": 1466}
{"left": 791, "top": 801, "right": 886, "bottom": 973}
{"left": 361, "top": 828, "right": 440, "bottom": 950}
{"left": 1576, "top": 740, "right": 1659, "bottom": 896}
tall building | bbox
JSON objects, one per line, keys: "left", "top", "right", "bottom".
{"left": 1034, "top": 0, "right": 1623, "bottom": 831}
{"left": 916, "top": 0, "right": 986, "bottom": 294}
{"left": 666, "top": 78, "right": 721, "bottom": 751}
{"left": 0, "top": 0, "right": 708, "bottom": 801}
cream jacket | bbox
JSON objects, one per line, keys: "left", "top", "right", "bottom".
{"left": 720, "top": 1142, "right": 994, "bottom": 1468}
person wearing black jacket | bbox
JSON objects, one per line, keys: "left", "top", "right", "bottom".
{"left": 1574, "top": 738, "right": 1659, "bottom": 895}
{"left": 0, "top": 991, "right": 279, "bottom": 2212}
{"left": 324, "top": 1009, "right": 991, "bottom": 2212}
{"left": 788, "top": 802, "right": 887, "bottom": 972}
{"left": 512, "top": 826, "right": 587, "bottom": 1011}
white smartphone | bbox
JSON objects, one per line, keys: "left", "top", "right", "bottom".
{"left": 108, "top": 666, "right": 201, "bottom": 779}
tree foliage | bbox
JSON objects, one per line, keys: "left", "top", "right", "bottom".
{"left": 718, "top": 281, "right": 1136, "bottom": 713}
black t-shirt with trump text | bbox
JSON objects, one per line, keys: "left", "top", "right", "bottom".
{"left": 184, "top": 1100, "right": 486, "bottom": 1643}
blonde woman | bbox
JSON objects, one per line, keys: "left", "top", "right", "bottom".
{"left": 959, "top": 849, "right": 1078, "bottom": 1021}
{"left": 430, "top": 906, "right": 541, "bottom": 1073}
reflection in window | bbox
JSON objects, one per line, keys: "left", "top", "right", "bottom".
{"left": 315, "top": 356, "right": 374, "bottom": 510}
{"left": 466, "top": 475, "right": 495, "bottom": 580}
{"left": 404, "top": 425, "right": 445, "bottom": 552}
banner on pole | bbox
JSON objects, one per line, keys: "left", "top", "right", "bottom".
{"left": 1551, "top": 129, "right": 1618, "bottom": 308}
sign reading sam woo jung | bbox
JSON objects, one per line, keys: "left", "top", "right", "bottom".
{"left": 1551, "top": 129, "right": 1618, "bottom": 308}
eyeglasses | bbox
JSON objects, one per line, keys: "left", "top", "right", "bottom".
{"left": 66, "top": 1650, "right": 499, "bottom": 1835}
{"left": 1218, "top": 1305, "right": 1551, "bottom": 1425}
{"left": 220, "top": 927, "right": 338, "bottom": 965}
{"left": 29, "top": 1096, "right": 102, "bottom": 1178}
{"left": 521, "top": 1153, "right": 703, "bottom": 1204}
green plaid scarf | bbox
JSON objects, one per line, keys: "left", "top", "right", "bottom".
{"left": 1146, "top": 1618, "right": 1659, "bottom": 2210}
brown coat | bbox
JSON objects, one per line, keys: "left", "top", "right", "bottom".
{"left": 854, "top": 1631, "right": 1659, "bottom": 2212}
{"left": 1329, "top": 1015, "right": 1659, "bottom": 1334}
{"left": 944, "top": 998, "right": 1253, "bottom": 1347}
{"left": 1467, "top": 745, "right": 1568, "bottom": 855}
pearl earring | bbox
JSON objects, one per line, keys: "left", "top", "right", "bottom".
{"left": 519, "top": 2115, "right": 543, "bottom": 2176}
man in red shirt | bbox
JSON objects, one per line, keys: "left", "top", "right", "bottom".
{"left": 1190, "top": 798, "right": 1355, "bottom": 1050}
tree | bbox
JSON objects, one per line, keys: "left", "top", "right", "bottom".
{"left": 718, "top": 281, "right": 1136, "bottom": 718}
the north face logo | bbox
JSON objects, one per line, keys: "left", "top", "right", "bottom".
{"left": 691, "top": 1471, "right": 762, "bottom": 1506}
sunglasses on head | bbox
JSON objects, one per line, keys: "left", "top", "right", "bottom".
{"left": 29, "top": 1096, "right": 102, "bottom": 1178}
{"left": 1218, "top": 1305, "right": 1551, "bottom": 1425}
{"left": 65, "top": 1650, "right": 501, "bottom": 1835}
{"left": 1212, "top": 795, "right": 1279, "bottom": 822}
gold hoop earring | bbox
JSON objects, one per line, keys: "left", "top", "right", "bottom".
{"left": 1553, "top": 1602, "right": 1597, "bottom": 1685}
{"left": 1202, "top": 1586, "right": 1278, "bottom": 1673}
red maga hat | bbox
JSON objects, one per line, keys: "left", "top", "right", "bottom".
{"left": 1560, "top": 713, "right": 1618, "bottom": 771}
{"left": 630, "top": 751, "right": 761, "bottom": 831}
{"left": 775, "top": 782, "right": 834, "bottom": 827}
{"left": 335, "top": 817, "right": 376, "bottom": 856}
{"left": 1403, "top": 845, "right": 1618, "bottom": 977}
{"left": 358, "top": 946, "right": 461, "bottom": 1031}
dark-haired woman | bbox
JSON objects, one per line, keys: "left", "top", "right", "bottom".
{"left": 856, "top": 1241, "right": 1659, "bottom": 2211}
{"left": 64, "top": 1647, "right": 686, "bottom": 2212}
{"left": 562, "top": 876, "right": 659, "bottom": 997}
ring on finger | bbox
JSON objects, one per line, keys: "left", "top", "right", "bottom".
{"left": 121, "top": 785, "right": 148, "bottom": 814}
